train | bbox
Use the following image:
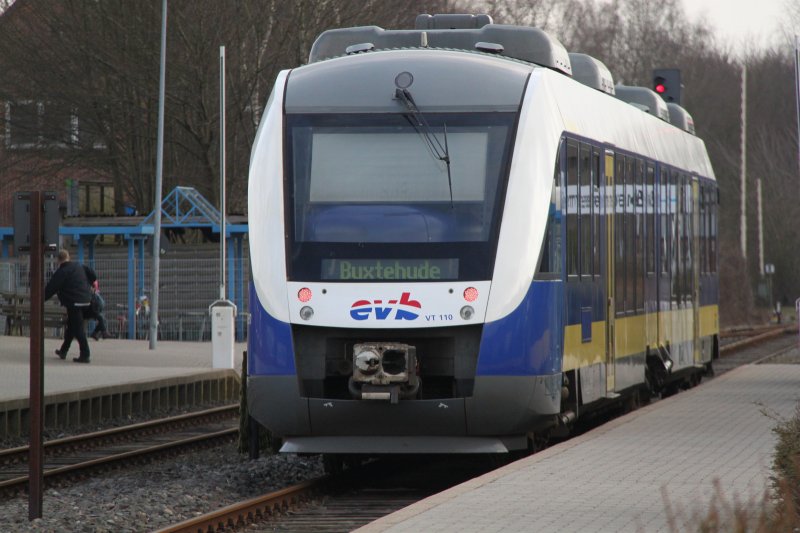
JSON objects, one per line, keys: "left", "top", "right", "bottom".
{"left": 246, "top": 13, "right": 719, "bottom": 465}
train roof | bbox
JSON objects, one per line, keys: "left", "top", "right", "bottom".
{"left": 667, "top": 103, "right": 696, "bottom": 135}
{"left": 568, "top": 53, "right": 615, "bottom": 95}
{"left": 309, "top": 15, "right": 571, "bottom": 76}
{"left": 540, "top": 69, "right": 714, "bottom": 179}
{"left": 613, "top": 85, "right": 670, "bottom": 122}
{"left": 299, "top": 14, "right": 711, "bottom": 174}
{"left": 307, "top": 14, "right": 700, "bottom": 137}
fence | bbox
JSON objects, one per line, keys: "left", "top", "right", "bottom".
{"left": 0, "top": 247, "right": 250, "bottom": 341}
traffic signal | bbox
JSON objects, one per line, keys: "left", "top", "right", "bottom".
{"left": 652, "top": 68, "right": 682, "bottom": 105}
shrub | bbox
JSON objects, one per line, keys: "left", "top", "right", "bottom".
{"left": 769, "top": 401, "right": 800, "bottom": 524}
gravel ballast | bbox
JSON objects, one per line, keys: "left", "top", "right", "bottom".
{"left": 0, "top": 444, "right": 324, "bottom": 532}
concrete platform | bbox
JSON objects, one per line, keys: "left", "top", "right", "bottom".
{"left": 0, "top": 335, "right": 246, "bottom": 437}
{"left": 356, "top": 362, "right": 800, "bottom": 532}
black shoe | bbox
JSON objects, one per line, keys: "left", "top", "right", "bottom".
{"left": 91, "top": 332, "right": 100, "bottom": 341}
{"left": 101, "top": 332, "right": 112, "bottom": 339}
{"left": 73, "top": 357, "right": 91, "bottom": 364}
{"left": 55, "top": 349, "right": 67, "bottom": 360}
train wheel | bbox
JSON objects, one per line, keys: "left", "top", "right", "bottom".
{"left": 661, "top": 382, "right": 680, "bottom": 398}
{"left": 623, "top": 390, "right": 641, "bottom": 413}
{"left": 323, "top": 454, "right": 344, "bottom": 475}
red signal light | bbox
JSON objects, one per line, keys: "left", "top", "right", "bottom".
{"left": 655, "top": 83, "right": 666, "bottom": 94}
{"left": 463, "top": 287, "right": 479, "bottom": 302}
{"left": 297, "top": 287, "right": 312, "bottom": 302}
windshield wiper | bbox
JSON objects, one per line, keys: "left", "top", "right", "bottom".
{"left": 395, "top": 88, "right": 454, "bottom": 207}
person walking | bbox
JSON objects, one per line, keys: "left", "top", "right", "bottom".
{"left": 45, "top": 249, "right": 96, "bottom": 363}
{"left": 89, "top": 280, "right": 111, "bottom": 340}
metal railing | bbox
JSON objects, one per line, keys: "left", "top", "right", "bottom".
{"left": 0, "top": 250, "right": 250, "bottom": 341}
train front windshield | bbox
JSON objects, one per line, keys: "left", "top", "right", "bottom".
{"left": 286, "top": 112, "right": 515, "bottom": 282}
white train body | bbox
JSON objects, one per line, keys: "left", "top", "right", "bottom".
{"left": 247, "top": 16, "right": 718, "bottom": 455}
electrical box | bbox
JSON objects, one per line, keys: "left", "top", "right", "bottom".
{"left": 211, "top": 304, "right": 236, "bottom": 369}
{"left": 13, "top": 191, "right": 60, "bottom": 253}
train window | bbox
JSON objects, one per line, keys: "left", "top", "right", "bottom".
{"left": 580, "top": 143, "right": 592, "bottom": 278}
{"left": 660, "top": 167, "right": 670, "bottom": 277}
{"left": 673, "top": 171, "right": 683, "bottom": 305}
{"left": 646, "top": 164, "right": 656, "bottom": 275}
{"left": 673, "top": 171, "right": 680, "bottom": 304}
{"left": 625, "top": 157, "right": 636, "bottom": 313}
{"left": 670, "top": 169, "right": 679, "bottom": 306}
{"left": 537, "top": 154, "right": 562, "bottom": 278}
{"left": 615, "top": 155, "right": 625, "bottom": 314}
{"left": 592, "top": 149, "right": 602, "bottom": 278}
{"left": 684, "top": 175, "right": 693, "bottom": 304}
{"left": 285, "top": 112, "right": 516, "bottom": 282}
{"left": 566, "top": 141, "right": 579, "bottom": 277}
{"left": 710, "top": 186, "right": 718, "bottom": 273}
{"left": 634, "top": 159, "right": 644, "bottom": 312}
{"left": 699, "top": 185, "right": 707, "bottom": 275}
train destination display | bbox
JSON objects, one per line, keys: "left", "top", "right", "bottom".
{"left": 321, "top": 258, "right": 459, "bottom": 280}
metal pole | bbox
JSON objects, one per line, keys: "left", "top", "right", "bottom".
{"left": 149, "top": 0, "right": 167, "bottom": 349}
{"left": 739, "top": 64, "right": 747, "bottom": 260}
{"left": 28, "top": 191, "right": 44, "bottom": 520}
{"left": 757, "top": 178, "right": 763, "bottom": 277}
{"left": 219, "top": 45, "right": 226, "bottom": 301}
{"left": 794, "top": 36, "right": 800, "bottom": 195}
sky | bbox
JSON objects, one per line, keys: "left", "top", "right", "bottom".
{"left": 681, "top": 0, "right": 789, "bottom": 52}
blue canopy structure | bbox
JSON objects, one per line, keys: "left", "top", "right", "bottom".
{"left": 1, "top": 186, "right": 248, "bottom": 340}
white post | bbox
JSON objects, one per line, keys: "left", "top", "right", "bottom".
{"left": 211, "top": 45, "right": 235, "bottom": 369}
{"left": 212, "top": 305, "right": 235, "bottom": 368}
{"left": 219, "top": 45, "right": 227, "bottom": 302}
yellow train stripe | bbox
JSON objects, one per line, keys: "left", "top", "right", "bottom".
{"left": 563, "top": 304, "right": 718, "bottom": 371}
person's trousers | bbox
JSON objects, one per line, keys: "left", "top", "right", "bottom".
{"left": 90, "top": 293, "right": 108, "bottom": 335}
{"left": 60, "top": 304, "right": 90, "bottom": 359}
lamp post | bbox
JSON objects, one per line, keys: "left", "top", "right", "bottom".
{"left": 149, "top": 0, "right": 167, "bottom": 349}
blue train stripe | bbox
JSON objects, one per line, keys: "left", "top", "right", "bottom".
{"left": 476, "top": 280, "right": 564, "bottom": 376}
{"left": 248, "top": 283, "right": 296, "bottom": 376}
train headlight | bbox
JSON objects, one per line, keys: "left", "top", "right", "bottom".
{"left": 297, "top": 287, "right": 312, "bottom": 302}
{"left": 299, "top": 306, "right": 314, "bottom": 320}
{"left": 460, "top": 305, "right": 475, "bottom": 320}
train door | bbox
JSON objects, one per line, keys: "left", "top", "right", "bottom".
{"left": 604, "top": 150, "right": 616, "bottom": 394}
{"left": 692, "top": 178, "right": 701, "bottom": 364}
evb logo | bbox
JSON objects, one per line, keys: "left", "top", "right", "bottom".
{"left": 350, "top": 292, "right": 422, "bottom": 321}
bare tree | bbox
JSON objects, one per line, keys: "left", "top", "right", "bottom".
{"left": 0, "top": 0, "right": 451, "bottom": 217}
{"left": 3, "top": 0, "right": 798, "bottom": 321}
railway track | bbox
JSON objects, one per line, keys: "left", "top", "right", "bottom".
{"left": 155, "top": 482, "right": 435, "bottom": 533}
{"left": 0, "top": 404, "right": 238, "bottom": 498}
{"left": 716, "top": 324, "right": 797, "bottom": 373}
{"left": 155, "top": 455, "right": 490, "bottom": 533}
{"left": 719, "top": 323, "right": 787, "bottom": 339}
{"left": 152, "top": 327, "right": 800, "bottom": 533}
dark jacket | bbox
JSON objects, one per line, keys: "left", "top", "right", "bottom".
{"left": 45, "top": 261, "right": 95, "bottom": 307}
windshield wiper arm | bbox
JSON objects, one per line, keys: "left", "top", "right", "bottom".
{"left": 395, "top": 88, "right": 454, "bottom": 207}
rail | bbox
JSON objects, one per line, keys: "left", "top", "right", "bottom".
{"left": 718, "top": 324, "right": 794, "bottom": 355}
{"left": 152, "top": 477, "right": 327, "bottom": 533}
{"left": 0, "top": 405, "right": 238, "bottom": 497}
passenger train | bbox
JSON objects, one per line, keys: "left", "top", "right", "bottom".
{"left": 246, "top": 14, "right": 719, "bottom": 462}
